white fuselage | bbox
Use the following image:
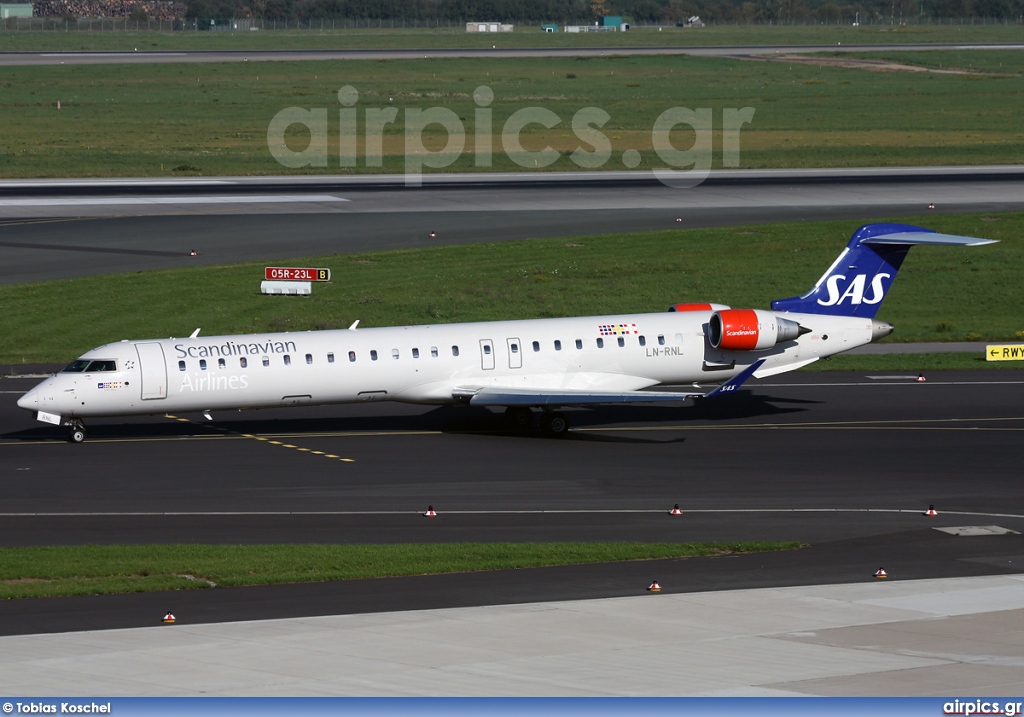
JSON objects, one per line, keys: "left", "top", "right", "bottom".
{"left": 18, "top": 308, "right": 878, "bottom": 420}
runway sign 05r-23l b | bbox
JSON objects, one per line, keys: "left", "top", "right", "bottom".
{"left": 265, "top": 267, "right": 331, "bottom": 282}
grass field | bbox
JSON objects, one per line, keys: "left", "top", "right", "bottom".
{"left": 0, "top": 541, "right": 801, "bottom": 599}
{"left": 1, "top": 23, "right": 1022, "bottom": 52}
{"left": 0, "top": 213, "right": 1017, "bottom": 366}
{"left": 2, "top": 49, "right": 1023, "bottom": 177}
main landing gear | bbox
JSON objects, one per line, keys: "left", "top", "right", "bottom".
{"left": 65, "top": 419, "right": 87, "bottom": 444}
{"left": 502, "top": 407, "right": 570, "bottom": 437}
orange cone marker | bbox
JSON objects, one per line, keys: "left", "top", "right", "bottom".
{"left": 423, "top": 505, "right": 437, "bottom": 517}
{"left": 669, "top": 504, "right": 683, "bottom": 516}
{"left": 647, "top": 580, "right": 662, "bottom": 592}
{"left": 162, "top": 612, "right": 176, "bottom": 624}
{"left": 874, "top": 568, "right": 887, "bottom": 579}
{"left": 925, "top": 505, "right": 938, "bottom": 517}
{"left": 917, "top": 373, "right": 926, "bottom": 382}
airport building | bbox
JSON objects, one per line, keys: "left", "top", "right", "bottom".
{"left": 0, "top": 3, "right": 32, "bottom": 17}
{"left": 466, "top": 22, "right": 513, "bottom": 32}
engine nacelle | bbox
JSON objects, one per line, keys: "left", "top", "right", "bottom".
{"left": 707, "top": 309, "right": 805, "bottom": 351}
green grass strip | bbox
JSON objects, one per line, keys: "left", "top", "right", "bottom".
{"left": 3, "top": 48, "right": 1024, "bottom": 178}
{"left": 1, "top": 212, "right": 1020, "bottom": 366}
{"left": 0, "top": 542, "right": 802, "bottom": 599}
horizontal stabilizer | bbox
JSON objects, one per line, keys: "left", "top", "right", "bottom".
{"left": 862, "top": 232, "right": 998, "bottom": 247}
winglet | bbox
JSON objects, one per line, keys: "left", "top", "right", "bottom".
{"left": 702, "top": 359, "right": 765, "bottom": 398}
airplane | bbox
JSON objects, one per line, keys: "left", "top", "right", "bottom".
{"left": 17, "top": 222, "right": 996, "bottom": 442}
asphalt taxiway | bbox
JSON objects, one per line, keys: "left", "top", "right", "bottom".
{"left": 2, "top": 369, "right": 1022, "bottom": 637}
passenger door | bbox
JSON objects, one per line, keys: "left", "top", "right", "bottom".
{"left": 135, "top": 342, "right": 167, "bottom": 400}
{"left": 507, "top": 338, "right": 522, "bottom": 369}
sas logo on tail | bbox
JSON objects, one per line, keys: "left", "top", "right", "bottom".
{"left": 818, "top": 273, "right": 891, "bottom": 307}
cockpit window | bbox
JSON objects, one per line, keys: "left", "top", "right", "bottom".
{"left": 62, "top": 359, "right": 116, "bottom": 373}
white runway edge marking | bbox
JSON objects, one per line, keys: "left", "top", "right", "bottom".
{"left": 40, "top": 52, "right": 189, "bottom": 57}
{"left": 2, "top": 508, "right": 1024, "bottom": 519}
{"left": 0, "top": 195, "right": 349, "bottom": 207}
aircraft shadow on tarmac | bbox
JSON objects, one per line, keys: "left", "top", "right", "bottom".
{"left": 3, "top": 390, "right": 819, "bottom": 443}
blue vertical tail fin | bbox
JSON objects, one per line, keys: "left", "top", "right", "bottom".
{"left": 771, "top": 223, "right": 996, "bottom": 318}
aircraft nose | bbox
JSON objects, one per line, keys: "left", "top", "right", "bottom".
{"left": 17, "top": 387, "right": 38, "bottom": 411}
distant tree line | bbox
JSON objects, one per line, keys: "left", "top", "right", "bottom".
{"left": 184, "top": 0, "right": 1024, "bottom": 22}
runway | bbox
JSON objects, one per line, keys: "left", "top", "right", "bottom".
{"left": 2, "top": 43, "right": 1024, "bottom": 66}
{"left": 2, "top": 167, "right": 1023, "bottom": 284}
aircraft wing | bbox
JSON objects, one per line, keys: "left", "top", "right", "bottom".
{"left": 459, "top": 360, "right": 764, "bottom": 407}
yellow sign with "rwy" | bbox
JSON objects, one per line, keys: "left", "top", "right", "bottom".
{"left": 986, "top": 344, "right": 1024, "bottom": 361}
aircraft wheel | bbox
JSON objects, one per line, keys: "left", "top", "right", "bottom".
{"left": 540, "top": 412, "right": 569, "bottom": 437}
{"left": 68, "top": 428, "right": 86, "bottom": 444}
{"left": 503, "top": 406, "right": 534, "bottom": 431}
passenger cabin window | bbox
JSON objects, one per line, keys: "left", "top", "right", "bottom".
{"left": 62, "top": 359, "right": 91, "bottom": 373}
{"left": 371, "top": 350, "right": 378, "bottom": 361}
{"left": 306, "top": 353, "right": 313, "bottom": 364}
{"left": 199, "top": 359, "right": 207, "bottom": 370}
{"left": 510, "top": 343, "right": 519, "bottom": 354}
{"left": 240, "top": 357, "right": 247, "bottom": 369}
{"left": 639, "top": 336, "right": 646, "bottom": 347}
{"left": 178, "top": 360, "right": 186, "bottom": 372}
{"left": 431, "top": 346, "right": 438, "bottom": 358}
{"left": 412, "top": 348, "right": 420, "bottom": 359}
{"left": 483, "top": 345, "right": 491, "bottom": 355}
{"left": 218, "top": 358, "right": 226, "bottom": 369}
{"left": 349, "top": 351, "right": 356, "bottom": 362}
{"left": 283, "top": 355, "right": 291, "bottom": 366}
{"left": 452, "top": 346, "right": 460, "bottom": 357}
{"left": 575, "top": 339, "right": 583, "bottom": 350}
{"left": 327, "top": 352, "right": 335, "bottom": 364}
{"left": 392, "top": 349, "right": 399, "bottom": 360}
{"left": 262, "top": 356, "right": 270, "bottom": 367}
{"left": 532, "top": 341, "right": 540, "bottom": 352}
{"left": 617, "top": 337, "right": 625, "bottom": 347}
{"left": 554, "top": 340, "right": 562, "bottom": 351}
{"left": 597, "top": 338, "right": 604, "bottom": 348}
{"left": 658, "top": 335, "right": 666, "bottom": 346}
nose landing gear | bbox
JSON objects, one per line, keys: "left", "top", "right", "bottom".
{"left": 65, "top": 419, "right": 87, "bottom": 443}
